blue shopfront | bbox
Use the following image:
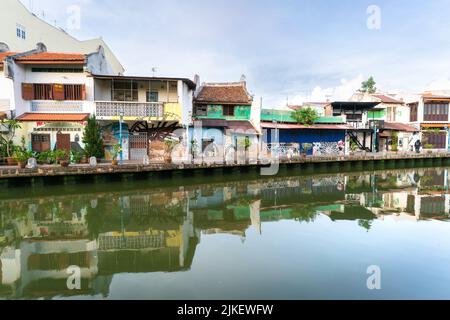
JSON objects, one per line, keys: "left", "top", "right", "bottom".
{"left": 262, "top": 123, "right": 348, "bottom": 156}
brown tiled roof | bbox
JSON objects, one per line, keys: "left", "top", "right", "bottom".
{"left": 196, "top": 83, "right": 253, "bottom": 105}
{"left": 383, "top": 122, "right": 419, "bottom": 132}
{"left": 17, "top": 113, "right": 90, "bottom": 122}
{"left": 15, "top": 52, "right": 86, "bottom": 65}
{"left": 372, "top": 94, "right": 404, "bottom": 104}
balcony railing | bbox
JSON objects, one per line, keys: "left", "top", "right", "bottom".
{"left": 95, "top": 101, "right": 164, "bottom": 119}
{"left": 31, "top": 100, "right": 83, "bottom": 113}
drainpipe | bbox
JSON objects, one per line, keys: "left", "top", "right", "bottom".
{"left": 119, "top": 109, "right": 124, "bottom": 164}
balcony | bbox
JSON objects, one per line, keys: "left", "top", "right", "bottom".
{"left": 95, "top": 101, "right": 164, "bottom": 120}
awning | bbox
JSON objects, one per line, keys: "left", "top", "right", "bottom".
{"left": 261, "top": 122, "right": 352, "bottom": 130}
{"left": 17, "top": 113, "right": 90, "bottom": 122}
{"left": 421, "top": 123, "right": 449, "bottom": 128}
{"left": 194, "top": 119, "right": 259, "bottom": 132}
{"left": 226, "top": 121, "right": 259, "bottom": 134}
{"left": 194, "top": 119, "right": 228, "bottom": 127}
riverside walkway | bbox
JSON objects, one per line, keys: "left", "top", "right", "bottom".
{"left": 1, "top": 151, "right": 449, "bottom": 180}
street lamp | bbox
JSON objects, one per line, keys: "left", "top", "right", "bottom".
{"left": 119, "top": 108, "right": 124, "bottom": 164}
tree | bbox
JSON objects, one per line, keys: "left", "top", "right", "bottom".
{"left": 0, "top": 119, "right": 21, "bottom": 158}
{"left": 82, "top": 116, "right": 105, "bottom": 159}
{"left": 360, "top": 76, "right": 377, "bottom": 94}
{"left": 291, "top": 107, "right": 319, "bottom": 126}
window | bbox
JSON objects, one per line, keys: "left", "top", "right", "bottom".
{"left": 22, "top": 83, "right": 85, "bottom": 101}
{"left": 424, "top": 131, "right": 447, "bottom": 149}
{"left": 195, "top": 105, "right": 207, "bottom": 117}
{"left": 32, "top": 68, "right": 83, "bottom": 73}
{"left": 33, "top": 84, "right": 53, "bottom": 100}
{"left": 112, "top": 81, "right": 138, "bottom": 101}
{"left": 410, "top": 103, "right": 418, "bottom": 122}
{"left": 64, "top": 84, "right": 85, "bottom": 100}
{"left": 16, "top": 24, "right": 26, "bottom": 39}
{"left": 424, "top": 102, "right": 449, "bottom": 121}
{"left": 223, "top": 105, "right": 235, "bottom": 117}
{"left": 146, "top": 91, "right": 159, "bottom": 103}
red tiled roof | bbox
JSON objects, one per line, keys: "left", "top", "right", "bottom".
{"left": 17, "top": 113, "right": 90, "bottom": 122}
{"left": 195, "top": 83, "right": 253, "bottom": 105}
{"left": 383, "top": 122, "right": 419, "bottom": 132}
{"left": 372, "top": 94, "right": 404, "bottom": 104}
{"left": 15, "top": 52, "right": 86, "bottom": 65}
{"left": 261, "top": 122, "right": 352, "bottom": 130}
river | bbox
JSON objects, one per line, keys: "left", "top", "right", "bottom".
{"left": 1, "top": 167, "right": 450, "bottom": 300}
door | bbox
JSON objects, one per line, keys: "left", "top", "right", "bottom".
{"left": 32, "top": 134, "right": 51, "bottom": 153}
{"left": 56, "top": 134, "right": 71, "bottom": 152}
{"left": 129, "top": 133, "right": 148, "bottom": 161}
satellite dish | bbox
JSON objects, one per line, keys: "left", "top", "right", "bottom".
{"left": 0, "top": 43, "right": 10, "bottom": 52}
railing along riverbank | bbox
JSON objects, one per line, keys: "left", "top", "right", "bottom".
{"left": 1, "top": 151, "right": 450, "bottom": 181}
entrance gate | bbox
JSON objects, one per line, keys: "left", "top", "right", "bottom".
{"left": 129, "top": 132, "right": 148, "bottom": 161}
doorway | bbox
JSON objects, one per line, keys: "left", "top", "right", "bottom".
{"left": 56, "top": 133, "right": 71, "bottom": 152}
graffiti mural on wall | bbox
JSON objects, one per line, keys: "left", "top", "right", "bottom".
{"left": 313, "top": 142, "right": 344, "bottom": 156}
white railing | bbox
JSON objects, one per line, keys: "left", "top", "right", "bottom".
{"left": 95, "top": 101, "right": 164, "bottom": 118}
{"left": 266, "top": 143, "right": 301, "bottom": 157}
{"left": 31, "top": 100, "right": 84, "bottom": 112}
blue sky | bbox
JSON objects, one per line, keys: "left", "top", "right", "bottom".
{"left": 20, "top": 0, "right": 450, "bottom": 106}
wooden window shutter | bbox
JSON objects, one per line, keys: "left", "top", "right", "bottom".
{"left": 22, "top": 83, "right": 34, "bottom": 100}
{"left": 81, "top": 84, "right": 86, "bottom": 100}
{"left": 53, "top": 84, "right": 65, "bottom": 100}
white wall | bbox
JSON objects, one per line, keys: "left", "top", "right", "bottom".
{"left": 179, "top": 80, "right": 193, "bottom": 126}
{"left": 1, "top": 0, "right": 124, "bottom": 75}
{"left": 0, "top": 71, "right": 15, "bottom": 113}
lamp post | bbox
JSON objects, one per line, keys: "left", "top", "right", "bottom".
{"left": 119, "top": 109, "right": 124, "bottom": 164}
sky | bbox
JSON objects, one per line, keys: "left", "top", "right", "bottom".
{"left": 19, "top": 0, "right": 450, "bottom": 108}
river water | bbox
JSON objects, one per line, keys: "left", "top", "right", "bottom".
{"left": 1, "top": 167, "right": 450, "bottom": 300}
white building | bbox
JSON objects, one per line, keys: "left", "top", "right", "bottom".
{"left": 0, "top": 46, "right": 113, "bottom": 152}
{"left": 0, "top": 0, "right": 124, "bottom": 75}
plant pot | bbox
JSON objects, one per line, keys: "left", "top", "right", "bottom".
{"left": 60, "top": 160, "right": 70, "bottom": 167}
{"left": 6, "top": 157, "right": 17, "bottom": 166}
{"left": 17, "top": 161, "right": 27, "bottom": 169}
{"left": 112, "top": 160, "right": 119, "bottom": 166}
{"left": 80, "top": 157, "right": 88, "bottom": 164}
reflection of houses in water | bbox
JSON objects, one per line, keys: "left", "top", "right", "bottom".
{"left": 2, "top": 168, "right": 450, "bottom": 298}
{"left": 0, "top": 194, "right": 199, "bottom": 299}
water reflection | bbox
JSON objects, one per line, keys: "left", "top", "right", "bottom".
{"left": 0, "top": 167, "right": 449, "bottom": 299}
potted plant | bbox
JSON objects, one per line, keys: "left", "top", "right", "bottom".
{"left": 55, "top": 149, "right": 70, "bottom": 167}
{"left": 82, "top": 116, "right": 105, "bottom": 161}
{"left": 424, "top": 144, "right": 434, "bottom": 154}
{"left": 111, "top": 144, "right": 122, "bottom": 166}
{"left": 14, "top": 149, "right": 33, "bottom": 169}
{"left": 71, "top": 151, "right": 83, "bottom": 164}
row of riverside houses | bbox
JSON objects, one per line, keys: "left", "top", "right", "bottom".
{"left": 1, "top": 45, "right": 449, "bottom": 164}
{"left": 0, "top": 0, "right": 449, "bottom": 164}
